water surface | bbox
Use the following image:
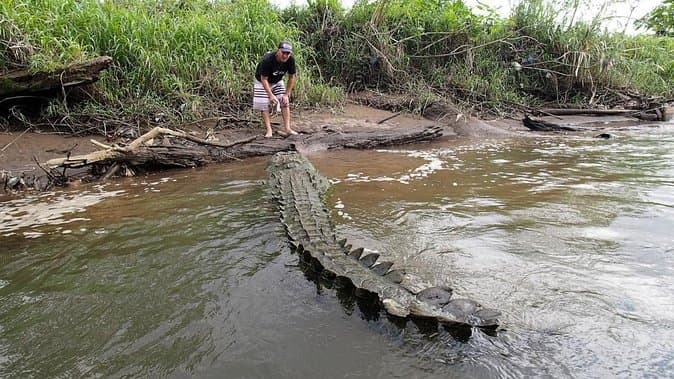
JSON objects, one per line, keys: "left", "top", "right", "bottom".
{"left": 1, "top": 125, "right": 673, "bottom": 378}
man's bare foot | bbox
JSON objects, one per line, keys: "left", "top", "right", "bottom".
{"left": 286, "top": 129, "right": 298, "bottom": 135}
{"left": 264, "top": 131, "right": 273, "bottom": 138}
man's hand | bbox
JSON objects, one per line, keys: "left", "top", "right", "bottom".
{"left": 280, "top": 94, "right": 289, "bottom": 106}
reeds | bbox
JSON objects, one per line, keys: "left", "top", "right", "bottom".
{"left": 2, "top": 0, "right": 328, "bottom": 126}
{"left": 288, "top": 0, "right": 674, "bottom": 115}
{"left": 2, "top": 0, "right": 672, "bottom": 127}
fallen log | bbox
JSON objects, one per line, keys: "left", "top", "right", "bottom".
{"left": 522, "top": 115, "right": 579, "bottom": 132}
{"left": 43, "top": 124, "right": 444, "bottom": 182}
{"left": 538, "top": 108, "right": 638, "bottom": 116}
{"left": 0, "top": 56, "right": 113, "bottom": 98}
{"left": 537, "top": 107, "right": 666, "bottom": 121}
{"left": 45, "top": 127, "right": 256, "bottom": 169}
{"left": 224, "top": 124, "right": 444, "bottom": 158}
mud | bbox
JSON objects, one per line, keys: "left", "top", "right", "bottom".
{"left": 0, "top": 104, "right": 519, "bottom": 174}
{"left": 0, "top": 132, "right": 99, "bottom": 172}
{"left": 1, "top": 103, "right": 650, "bottom": 195}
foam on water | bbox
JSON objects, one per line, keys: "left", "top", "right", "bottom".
{"left": 0, "top": 188, "right": 125, "bottom": 236}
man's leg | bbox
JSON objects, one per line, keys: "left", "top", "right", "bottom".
{"left": 280, "top": 106, "right": 297, "bottom": 135}
{"left": 261, "top": 110, "right": 273, "bottom": 138}
{"left": 270, "top": 81, "right": 296, "bottom": 135}
{"left": 253, "top": 80, "right": 273, "bottom": 137}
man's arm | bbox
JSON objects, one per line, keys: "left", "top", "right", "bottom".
{"left": 282, "top": 74, "right": 295, "bottom": 106}
{"left": 260, "top": 75, "right": 277, "bottom": 105}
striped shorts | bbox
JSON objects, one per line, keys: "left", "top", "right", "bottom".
{"left": 253, "top": 79, "right": 286, "bottom": 111}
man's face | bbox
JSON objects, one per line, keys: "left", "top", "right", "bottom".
{"left": 276, "top": 49, "right": 292, "bottom": 62}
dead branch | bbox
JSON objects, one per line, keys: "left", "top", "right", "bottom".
{"left": 377, "top": 112, "right": 401, "bottom": 124}
{"left": 100, "top": 163, "right": 120, "bottom": 182}
{"left": 0, "top": 56, "right": 113, "bottom": 98}
{"left": 44, "top": 127, "right": 257, "bottom": 169}
{"left": 1, "top": 127, "right": 31, "bottom": 152}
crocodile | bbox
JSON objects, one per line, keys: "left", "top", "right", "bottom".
{"left": 267, "top": 151, "right": 500, "bottom": 328}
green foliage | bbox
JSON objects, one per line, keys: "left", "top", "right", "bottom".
{"left": 286, "top": 0, "right": 482, "bottom": 87}
{"left": 610, "top": 34, "right": 674, "bottom": 95}
{"left": 285, "top": 0, "right": 530, "bottom": 113}
{"left": 636, "top": 0, "right": 674, "bottom": 36}
{"left": 302, "top": 81, "right": 345, "bottom": 107}
{"left": 1, "top": 0, "right": 673, "bottom": 128}
{"left": 1, "top": 0, "right": 342, "bottom": 127}
{"left": 506, "top": 0, "right": 674, "bottom": 105}
{"left": 0, "top": 11, "right": 35, "bottom": 70}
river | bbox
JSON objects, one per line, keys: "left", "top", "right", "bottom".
{"left": 1, "top": 123, "right": 673, "bottom": 378}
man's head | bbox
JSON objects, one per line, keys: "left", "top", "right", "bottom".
{"left": 276, "top": 41, "right": 293, "bottom": 62}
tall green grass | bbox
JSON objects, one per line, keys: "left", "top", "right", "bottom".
{"left": 1, "top": 0, "right": 672, "bottom": 129}
{"left": 2, "top": 0, "right": 342, "bottom": 128}
{"left": 285, "top": 0, "right": 674, "bottom": 115}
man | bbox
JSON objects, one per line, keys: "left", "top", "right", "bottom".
{"left": 253, "top": 41, "right": 297, "bottom": 138}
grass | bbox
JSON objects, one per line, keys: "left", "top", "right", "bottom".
{"left": 1, "top": 0, "right": 673, "bottom": 131}
{"left": 1, "top": 0, "right": 342, "bottom": 131}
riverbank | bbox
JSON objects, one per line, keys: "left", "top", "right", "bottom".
{"left": 3, "top": 98, "right": 664, "bottom": 199}
{"left": 0, "top": 102, "right": 524, "bottom": 193}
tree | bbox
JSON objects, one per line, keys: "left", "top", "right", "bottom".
{"left": 636, "top": 0, "right": 674, "bottom": 36}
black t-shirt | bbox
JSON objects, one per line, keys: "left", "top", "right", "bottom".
{"left": 254, "top": 52, "right": 296, "bottom": 84}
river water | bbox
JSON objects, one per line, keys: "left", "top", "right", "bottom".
{"left": 1, "top": 123, "right": 673, "bottom": 378}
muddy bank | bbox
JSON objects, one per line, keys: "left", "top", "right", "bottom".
{"left": 3, "top": 102, "right": 654, "bottom": 196}
{"left": 0, "top": 104, "right": 517, "bottom": 189}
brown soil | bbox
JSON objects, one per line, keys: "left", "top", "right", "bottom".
{"left": 0, "top": 132, "right": 100, "bottom": 172}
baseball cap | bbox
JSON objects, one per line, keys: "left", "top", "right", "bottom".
{"left": 278, "top": 41, "right": 293, "bottom": 53}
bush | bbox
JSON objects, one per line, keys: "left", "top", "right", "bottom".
{"left": 1, "top": 0, "right": 342, "bottom": 128}
{"left": 2, "top": 0, "right": 673, "bottom": 127}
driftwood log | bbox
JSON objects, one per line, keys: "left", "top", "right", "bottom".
{"left": 522, "top": 115, "right": 579, "bottom": 132}
{"left": 0, "top": 56, "right": 113, "bottom": 98}
{"left": 45, "top": 127, "right": 256, "bottom": 169}
{"left": 537, "top": 107, "right": 668, "bottom": 121}
{"left": 44, "top": 124, "right": 444, "bottom": 181}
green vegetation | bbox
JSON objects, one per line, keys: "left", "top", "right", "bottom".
{"left": 285, "top": 0, "right": 674, "bottom": 115}
{"left": 1, "top": 0, "right": 330, "bottom": 129}
{"left": 637, "top": 0, "right": 674, "bottom": 36}
{"left": 1, "top": 0, "right": 673, "bottom": 132}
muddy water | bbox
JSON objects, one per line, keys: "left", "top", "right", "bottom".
{"left": 1, "top": 124, "right": 674, "bottom": 378}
